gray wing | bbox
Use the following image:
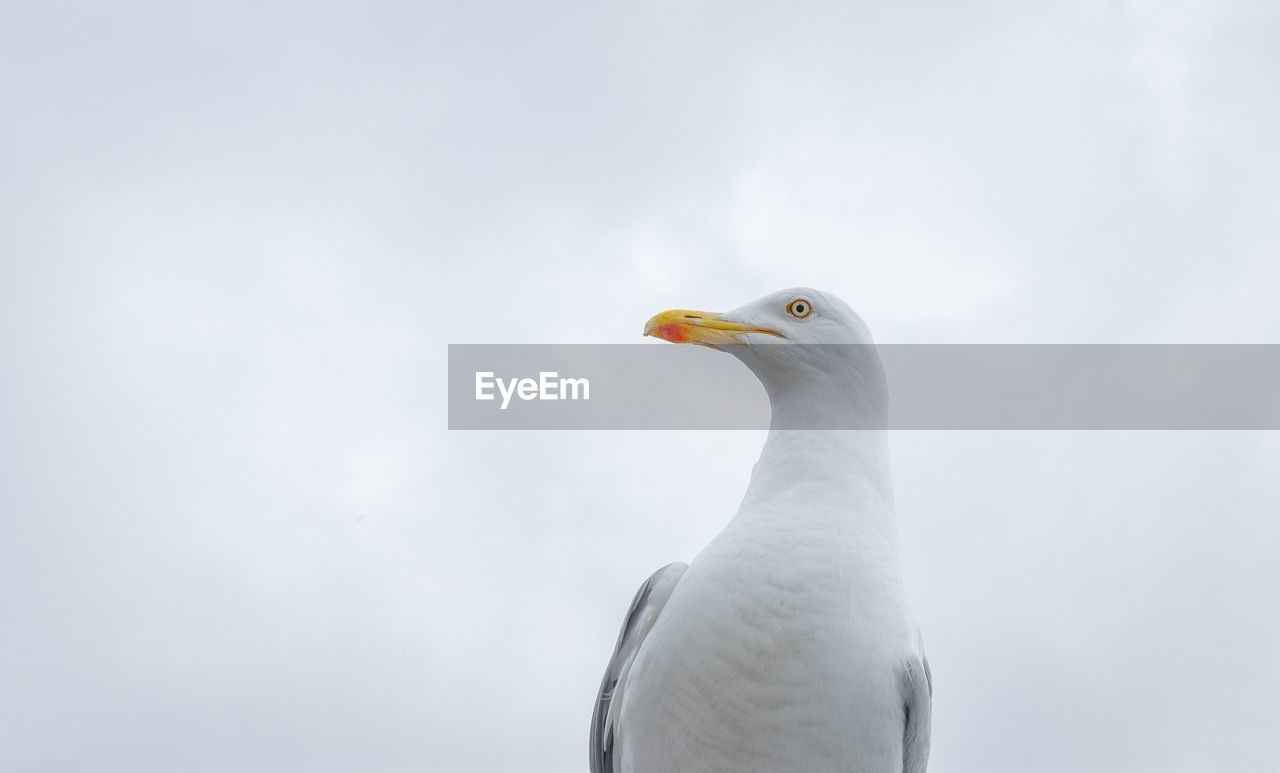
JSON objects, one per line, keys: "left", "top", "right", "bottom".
{"left": 899, "top": 638, "right": 933, "bottom": 773}
{"left": 589, "top": 562, "right": 687, "bottom": 773}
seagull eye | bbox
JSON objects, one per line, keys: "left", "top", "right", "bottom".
{"left": 786, "top": 299, "right": 812, "bottom": 318}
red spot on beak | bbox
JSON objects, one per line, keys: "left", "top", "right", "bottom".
{"left": 655, "top": 323, "right": 689, "bottom": 343}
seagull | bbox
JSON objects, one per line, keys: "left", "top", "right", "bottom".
{"left": 590, "top": 288, "right": 931, "bottom": 773}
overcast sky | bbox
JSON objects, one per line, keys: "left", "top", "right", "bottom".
{"left": 2, "top": 1, "right": 1278, "bottom": 771}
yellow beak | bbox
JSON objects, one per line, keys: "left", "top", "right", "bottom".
{"left": 643, "top": 309, "right": 783, "bottom": 344}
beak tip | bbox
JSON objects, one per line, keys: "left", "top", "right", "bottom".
{"left": 643, "top": 308, "right": 739, "bottom": 344}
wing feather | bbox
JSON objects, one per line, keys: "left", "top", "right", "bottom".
{"left": 900, "top": 641, "right": 933, "bottom": 773}
{"left": 589, "top": 562, "right": 687, "bottom": 773}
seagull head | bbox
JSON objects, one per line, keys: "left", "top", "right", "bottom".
{"left": 644, "top": 287, "right": 884, "bottom": 427}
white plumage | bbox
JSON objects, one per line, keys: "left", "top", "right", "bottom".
{"left": 591, "top": 288, "right": 931, "bottom": 773}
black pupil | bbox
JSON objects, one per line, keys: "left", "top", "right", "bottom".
{"left": 794, "top": 303, "right": 806, "bottom": 314}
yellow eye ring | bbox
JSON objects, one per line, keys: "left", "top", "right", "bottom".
{"left": 786, "top": 299, "right": 813, "bottom": 318}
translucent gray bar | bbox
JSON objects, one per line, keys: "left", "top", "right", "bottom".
{"left": 447, "top": 345, "right": 1280, "bottom": 429}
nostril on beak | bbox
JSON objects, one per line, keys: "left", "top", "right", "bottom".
{"left": 684, "top": 314, "right": 702, "bottom": 319}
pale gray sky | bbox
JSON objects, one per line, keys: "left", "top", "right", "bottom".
{"left": 1, "top": 1, "right": 1278, "bottom": 771}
